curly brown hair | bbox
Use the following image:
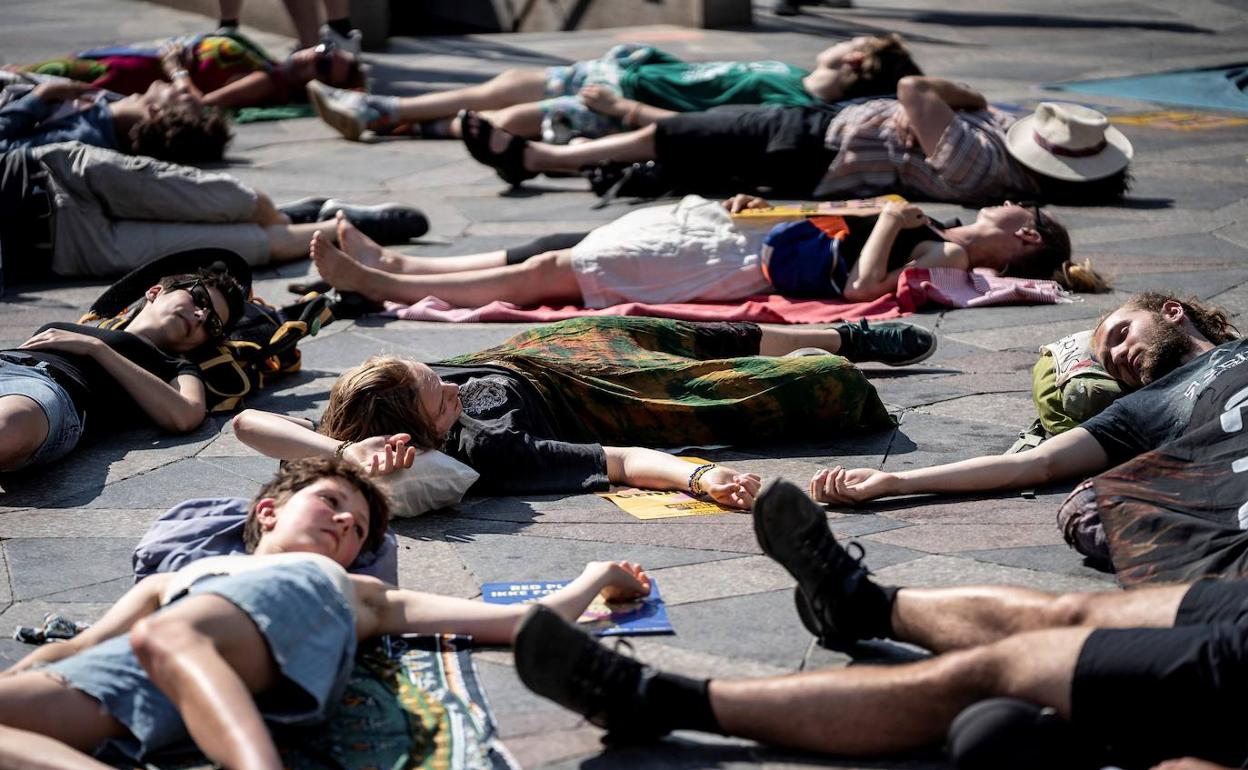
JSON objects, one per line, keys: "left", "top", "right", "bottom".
{"left": 841, "top": 34, "right": 924, "bottom": 100}
{"left": 130, "top": 103, "right": 232, "bottom": 164}
{"left": 243, "top": 456, "right": 391, "bottom": 556}
{"left": 1121, "top": 292, "right": 1240, "bottom": 345}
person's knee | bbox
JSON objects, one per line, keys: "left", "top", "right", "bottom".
{"left": 130, "top": 614, "right": 208, "bottom": 679}
{"left": 0, "top": 399, "right": 49, "bottom": 470}
{"left": 1040, "top": 594, "right": 1095, "bottom": 629}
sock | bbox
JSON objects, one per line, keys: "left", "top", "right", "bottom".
{"left": 865, "top": 583, "right": 900, "bottom": 638}
{"left": 363, "top": 94, "right": 400, "bottom": 130}
{"left": 642, "top": 671, "right": 720, "bottom": 734}
{"left": 325, "top": 17, "right": 354, "bottom": 36}
{"left": 218, "top": 17, "right": 239, "bottom": 28}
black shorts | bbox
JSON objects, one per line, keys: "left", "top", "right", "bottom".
{"left": 1071, "top": 579, "right": 1248, "bottom": 768}
{"left": 653, "top": 105, "right": 838, "bottom": 197}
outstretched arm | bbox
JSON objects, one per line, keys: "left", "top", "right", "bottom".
{"left": 231, "top": 409, "right": 416, "bottom": 474}
{"left": 201, "top": 71, "right": 280, "bottom": 109}
{"left": 359, "top": 561, "right": 651, "bottom": 645}
{"left": 604, "top": 445, "right": 762, "bottom": 509}
{"left": 6, "top": 575, "right": 169, "bottom": 673}
{"left": 812, "top": 426, "right": 1109, "bottom": 504}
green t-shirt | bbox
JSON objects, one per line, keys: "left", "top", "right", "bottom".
{"left": 618, "top": 48, "right": 817, "bottom": 112}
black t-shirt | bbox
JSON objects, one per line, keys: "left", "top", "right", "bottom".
{"left": 7, "top": 322, "right": 202, "bottom": 431}
{"left": 1081, "top": 339, "right": 1248, "bottom": 465}
{"left": 432, "top": 363, "right": 609, "bottom": 496}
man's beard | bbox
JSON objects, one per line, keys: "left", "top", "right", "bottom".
{"left": 1137, "top": 315, "right": 1195, "bottom": 385}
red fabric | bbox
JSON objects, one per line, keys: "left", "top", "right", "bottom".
{"left": 384, "top": 267, "right": 1068, "bottom": 324}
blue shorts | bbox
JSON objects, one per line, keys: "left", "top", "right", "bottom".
{"left": 43, "top": 559, "right": 357, "bottom": 761}
{"left": 0, "top": 356, "right": 83, "bottom": 469}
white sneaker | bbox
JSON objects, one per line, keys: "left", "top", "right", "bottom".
{"left": 306, "top": 80, "right": 368, "bottom": 141}
{"left": 319, "top": 24, "right": 362, "bottom": 56}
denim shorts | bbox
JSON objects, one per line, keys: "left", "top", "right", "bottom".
{"left": 43, "top": 559, "right": 357, "bottom": 761}
{"left": 0, "top": 357, "right": 83, "bottom": 469}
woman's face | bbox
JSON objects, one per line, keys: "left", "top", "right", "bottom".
{"left": 411, "top": 362, "right": 462, "bottom": 436}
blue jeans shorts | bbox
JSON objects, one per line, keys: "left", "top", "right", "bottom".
{"left": 42, "top": 559, "right": 357, "bottom": 761}
{"left": 0, "top": 356, "right": 83, "bottom": 469}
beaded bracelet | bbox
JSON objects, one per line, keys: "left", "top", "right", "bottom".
{"left": 171, "top": 69, "right": 190, "bottom": 80}
{"left": 687, "top": 463, "right": 717, "bottom": 497}
{"left": 333, "top": 439, "right": 354, "bottom": 459}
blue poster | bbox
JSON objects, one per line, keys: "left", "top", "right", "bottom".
{"left": 481, "top": 579, "right": 674, "bottom": 636}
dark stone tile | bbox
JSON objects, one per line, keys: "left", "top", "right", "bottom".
{"left": 6, "top": 538, "right": 134, "bottom": 601}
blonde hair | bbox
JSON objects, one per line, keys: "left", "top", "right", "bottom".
{"left": 1055, "top": 259, "right": 1109, "bottom": 293}
{"left": 318, "top": 355, "right": 442, "bottom": 449}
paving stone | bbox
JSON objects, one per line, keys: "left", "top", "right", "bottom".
{"left": 874, "top": 555, "right": 1121, "bottom": 593}
{"left": 0, "top": 601, "right": 115, "bottom": 668}
{"left": 5, "top": 538, "right": 134, "bottom": 602}
{"left": 862, "top": 522, "right": 1067, "bottom": 553}
{"left": 392, "top": 536, "right": 480, "bottom": 597}
{"left": 964, "top": 544, "right": 1117, "bottom": 583}
{"left": 451, "top": 533, "right": 738, "bottom": 585}
{"left": 649, "top": 555, "right": 796, "bottom": 606}
{"left": 660, "top": 590, "right": 820, "bottom": 668}
{"left": 74, "top": 459, "right": 265, "bottom": 510}
{"left": 0, "top": 508, "right": 166, "bottom": 538}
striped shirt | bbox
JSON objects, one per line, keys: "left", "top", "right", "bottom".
{"left": 815, "top": 99, "right": 1039, "bottom": 204}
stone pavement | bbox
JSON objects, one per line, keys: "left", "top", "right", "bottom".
{"left": 2, "top": 0, "right": 1247, "bottom": 766}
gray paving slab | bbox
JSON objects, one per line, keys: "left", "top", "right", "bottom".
{"left": 5, "top": 538, "right": 134, "bottom": 602}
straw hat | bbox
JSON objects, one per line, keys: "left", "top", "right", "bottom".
{"left": 1006, "top": 102, "right": 1133, "bottom": 182}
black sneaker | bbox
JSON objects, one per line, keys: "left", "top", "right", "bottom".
{"left": 318, "top": 200, "right": 430, "bottom": 245}
{"left": 514, "top": 605, "right": 668, "bottom": 742}
{"left": 278, "top": 196, "right": 330, "bottom": 224}
{"left": 751, "top": 478, "right": 883, "bottom": 650}
{"left": 834, "top": 319, "right": 937, "bottom": 366}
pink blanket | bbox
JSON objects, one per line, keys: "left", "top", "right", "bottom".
{"left": 383, "top": 267, "right": 1070, "bottom": 324}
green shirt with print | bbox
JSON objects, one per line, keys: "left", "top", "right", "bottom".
{"left": 617, "top": 48, "right": 818, "bottom": 112}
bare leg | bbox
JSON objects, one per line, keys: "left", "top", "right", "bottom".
{"left": 710, "top": 627, "right": 1091, "bottom": 755}
{"left": 337, "top": 216, "right": 506, "bottom": 274}
{"left": 312, "top": 233, "right": 582, "bottom": 306}
{"left": 522, "top": 124, "right": 658, "bottom": 173}
{"left": 394, "top": 70, "right": 547, "bottom": 125}
{"left": 757, "top": 326, "right": 843, "bottom": 356}
{"left": 265, "top": 220, "right": 339, "bottom": 262}
{"left": 280, "top": 0, "right": 321, "bottom": 48}
{"left": 0, "top": 395, "right": 50, "bottom": 471}
{"left": 130, "top": 594, "right": 285, "bottom": 770}
{"left": 0, "top": 672, "right": 128, "bottom": 768}
{"left": 892, "top": 583, "right": 1188, "bottom": 653}
{"left": 480, "top": 102, "right": 545, "bottom": 140}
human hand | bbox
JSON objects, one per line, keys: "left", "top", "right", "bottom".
{"left": 344, "top": 433, "right": 417, "bottom": 476}
{"left": 809, "top": 466, "right": 897, "bottom": 504}
{"left": 891, "top": 110, "right": 919, "bottom": 149}
{"left": 881, "top": 201, "right": 928, "bottom": 229}
{"left": 32, "top": 80, "right": 95, "bottom": 102}
{"left": 579, "top": 84, "right": 628, "bottom": 118}
{"left": 586, "top": 560, "right": 652, "bottom": 602}
{"left": 18, "top": 328, "right": 102, "bottom": 356}
{"left": 1150, "top": 759, "right": 1236, "bottom": 770}
{"left": 701, "top": 465, "right": 762, "bottom": 509}
{"left": 722, "top": 193, "right": 772, "bottom": 214}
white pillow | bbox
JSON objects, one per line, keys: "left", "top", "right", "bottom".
{"left": 375, "top": 450, "right": 479, "bottom": 517}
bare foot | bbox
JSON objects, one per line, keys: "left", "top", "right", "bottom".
{"left": 579, "top": 85, "right": 629, "bottom": 118}
{"left": 310, "top": 231, "right": 385, "bottom": 299}
{"left": 335, "top": 212, "right": 386, "bottom": 271}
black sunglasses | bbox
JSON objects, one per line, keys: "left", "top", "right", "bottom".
{"left": 169, "top": 279, "right": 225, "bottom": 340}
{"left": 1014, "top": 200, "right": 1047, "bottom": 231}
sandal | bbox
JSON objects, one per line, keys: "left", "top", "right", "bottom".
{"left": 459, "top": 110, "right": 536, "bottom": 187}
